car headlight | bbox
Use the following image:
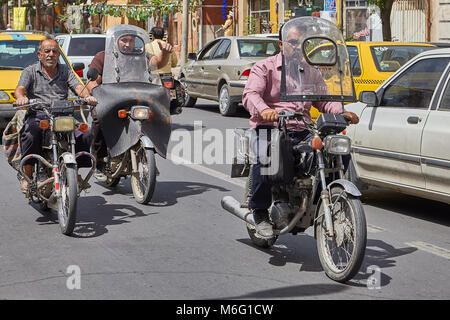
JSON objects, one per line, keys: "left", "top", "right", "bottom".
{"left": 130, "top": 106, "right": 150, "bottom": 120}
{"left": 53, "top": 117, "right": 75, "bottom": 132}
{"left": 323, "top": 135, "right": 351, "bottom": 155}
{"left": 0, "top": 90, "right": 10, "bottom": 101}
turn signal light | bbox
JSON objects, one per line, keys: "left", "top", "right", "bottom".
{"left": 39, "top": 120, "right": 49, "bottom": 130}
{"left": 162, "top": 81, "right": 173, "bottom": 89}
{"left": 118, "top": 109, "right": 128, "bottom": 118}
{"left": 311, "top": 137, "right": 323, "bottom": 150}
{"left": 78, "top": 123, "right": 89, "bottom": 132}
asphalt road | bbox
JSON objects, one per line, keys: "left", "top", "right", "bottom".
{"left": 0, "top": 99, "right": 448, "bottom": 300}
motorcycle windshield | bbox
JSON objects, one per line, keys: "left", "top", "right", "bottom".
{"left": 280, "top": 17, "right": 355, "bottom": 102}
{"left": 102, "top": 24, "right": 151, "bottom": 84}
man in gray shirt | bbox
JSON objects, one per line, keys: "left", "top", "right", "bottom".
{"left": 14, "top": 37, "right": 98, "bottom": 192}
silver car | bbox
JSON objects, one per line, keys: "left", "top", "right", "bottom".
{"left": 345, "top": 48, "right": 450, "bottom": 204}
{"left": 179, "top": 36, "right": 280, "bottom": 116}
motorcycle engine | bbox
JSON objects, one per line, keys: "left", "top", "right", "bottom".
{"left": 270, "top": 201, "right": 295, "bottom": 229}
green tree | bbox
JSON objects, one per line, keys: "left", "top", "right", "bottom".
{"left": 367, "top": 0, "right": 395, "bottom": 41}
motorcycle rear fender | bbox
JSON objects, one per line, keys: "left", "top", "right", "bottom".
{"left": 140, "top": 135, "right": 155, "bottom": 149}
{"left": 313, "top": 179, "right": 361, "bottom": 239}
{"left": 60, "top": 152, "right": 77, "bottom": 165}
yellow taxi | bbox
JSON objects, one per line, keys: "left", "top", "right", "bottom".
{"left": 309, "top": 41, "right": 437, "bottom": 121}
{"left": 0, "top": 31, "right": 83, "bottom": 129}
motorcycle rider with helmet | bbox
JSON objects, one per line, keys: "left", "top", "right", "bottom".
{"left": 87, "top": 30, "right": 174, "bottom": 180}
{"left": 242, "top": 21, "right": 360, "bottom": 239}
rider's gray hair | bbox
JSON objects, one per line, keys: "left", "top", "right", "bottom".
{"left": 37, "top": 36, "right": 57, "bottom": 52}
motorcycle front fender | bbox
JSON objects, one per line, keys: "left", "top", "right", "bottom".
{"left": 327, "top": 179, "right": 361, "bottom": 197}
{"left": 60, "top": 152, "right": 77, "bottom": 165}
{"left": 139, "top": 135, "right": 155, "bottom": 150}
{"left": 313, "top": 178, "right": 361, "bottom": 239}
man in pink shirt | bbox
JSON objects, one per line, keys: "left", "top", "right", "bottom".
{"left": 242, "top": 22, "right": 359, "bottom": 238}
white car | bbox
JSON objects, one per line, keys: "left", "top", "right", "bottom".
{"left": 345, "top": 48, "right": 450, "bottom": 204}
{"left": 55, "top": 34, "right": 106, "bottom": 81}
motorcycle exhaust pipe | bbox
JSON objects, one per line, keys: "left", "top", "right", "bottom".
{"left": 221, "top": 196, "right": 255, "bottom": 226}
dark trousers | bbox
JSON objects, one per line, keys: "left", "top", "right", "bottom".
{"left": 20, "top": 111, "right": 92, "bottom": 168}
{"left": 90, "top": 107, "right": 108, "bottom": 162}
{"left": 248, "top": 126, "right": 350, "bottom": 222}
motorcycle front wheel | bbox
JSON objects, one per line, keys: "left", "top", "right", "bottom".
{"left": 57, "top": 162, "right": 78, "bottom": 236}
{"left": 131, "top": 145, "right": 156, "bottom": 204}
{"left": 315, "top": 186, "right": 367, "bottom": 283}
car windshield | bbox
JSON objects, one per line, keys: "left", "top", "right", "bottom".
{"left": 0, "top": 40, "right": 39, "bottom": 68}
{"left": 67, "top": 37, "right": 105, "bottom": 56}
{"left": 0, "top": 39, "right": 73, "bottom": 70}
{"left": 370, "top": 45, "right": 434, "bottom": 72}
{"left": 237, "top": 39, "right": 280, "bottom": 57}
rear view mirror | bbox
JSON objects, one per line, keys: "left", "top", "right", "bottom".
{"left": 86, "top": 68, "right": 99, "bottom": 81}
{"left": 72, "top": 62, "right": 85, "bottom": 71}
{"left": 359, "top": 91, "right": 378, "bottom": 106}
{"left": 187, "top": 53, "right": 197, "bottom": 60}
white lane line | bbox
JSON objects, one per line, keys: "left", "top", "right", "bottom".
{"left": 405, "top": 241, "right": 450, "bottom": 260}
{"left": 168, "top": 154, "right": 246, "bottom": 188}
{"left": 367, "top": 224, "right": 386, "bottom": 233}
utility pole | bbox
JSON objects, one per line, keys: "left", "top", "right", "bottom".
{"left": 180, "top": 0, "right": 189, "bottom": 66}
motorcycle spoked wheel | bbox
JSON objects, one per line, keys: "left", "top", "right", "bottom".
{"left": 57, "top": 162, "right": 78, "bottom": 236}
{"left": 315, "top": 186, "right": 367, "bottom": 283}
{"left": 130, "top": 145, "right": 156, "bottom": 204}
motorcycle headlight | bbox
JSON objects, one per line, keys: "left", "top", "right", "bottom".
{"left": 323, "top": 135, "right": 351, "bottom": 155}
{"left": 130, "top": 106, "right": 150, "bottom": 120}
{"left": 0, "top": 90, "right": 10, "bottom": 101}
{"left": 53, "top": 117, "right": 75, "bottom": 132}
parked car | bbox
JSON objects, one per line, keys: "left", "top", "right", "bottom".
{"left": 0, "top": 31, "right": 84, "bottom": 130}
{"left": 345, "top": 48, "right": 450, "bottom": 204}
{"left": 178, "top": 36, "right": 280, "bottom": 116}
{"left": 308, "top": 41, "right": 437, "bottom": 122}
{"left": 55, "top": 34, "right": 106, "bottom": 81}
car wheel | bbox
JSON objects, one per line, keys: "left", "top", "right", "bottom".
{"left": 179, "top": 77, "right": 197, "bottom": 107}
{"left": 218, "top": 84, "right": 237, "bottom": 116}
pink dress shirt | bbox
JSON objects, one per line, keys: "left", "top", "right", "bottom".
{"left": 243, "top": 53, "right": 344, "bottom": 130}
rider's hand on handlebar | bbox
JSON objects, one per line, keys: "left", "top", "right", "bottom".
{"left": 85, "top": 95, "right": 98, "bottom": 106}
{"left": 342, "top": 111, "right": 359, "bottom": 125}
{"left": 15, "top": 97, "right": 29, "bottom": 106}
{"left": 260, "top": 108, "right": 278, "bottom": 122}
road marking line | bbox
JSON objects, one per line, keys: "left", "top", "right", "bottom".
{"left": 405, "top": 241, "right": 450, "bottom": 260}
{"left": 367, "top": 224, "right": 386, "bottom": 233}
{"left": 168, "top": 154, "right": 246, "bottom": 188}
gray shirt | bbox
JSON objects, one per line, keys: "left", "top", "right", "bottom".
{"left": 17, "top": 62, "right": 81, "bottom": 102}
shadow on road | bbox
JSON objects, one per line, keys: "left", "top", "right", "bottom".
{"left": 348, "top": 239, "right": 417, "bottom": 288}
{"left": 237, "top": 235, "right": 323, "bottom": 273}
{"left": 100, "top": 179, "right": 229, "bottom": 207}
{"left": 361, "top": 187, "right": 450, "bottom": 227}
{"left": 238, "top": 233, "right": 418, "bottom": 289}
{"left": 217, "top": 283, "right": 348, "bottom": 299}
{"left": 34, "top": 195, "right": 150, "bottom": 238}
{"left": 192, "top": 102, "right": 250, "bottom": 119}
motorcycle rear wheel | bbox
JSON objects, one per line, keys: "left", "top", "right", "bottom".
{"left": 131, "top": 146, "right": 156, "bottom": 204}
{"left": 57, "top": 162, "right": 78, "bottom": 236}
{"left": 315, "top": 186, "right": 367, "bottom": 283}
